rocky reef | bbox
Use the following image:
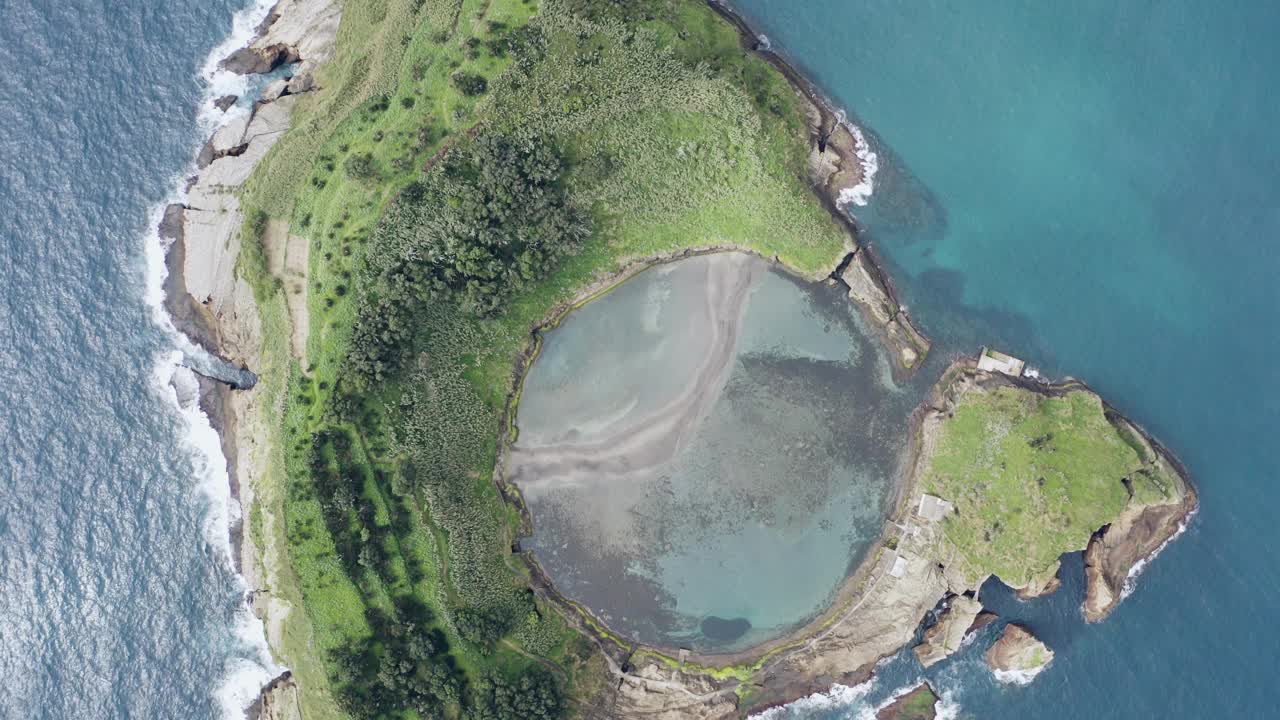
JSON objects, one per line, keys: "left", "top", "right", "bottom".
{"left": 876, "top": 683, "right": 939, "bottom": 720}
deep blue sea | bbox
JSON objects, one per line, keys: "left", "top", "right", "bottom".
{"left": 731, "top": 0, "right": 1280, "bottom": 717}
{"left": 0, "top": 0, "right": 280, "bottom": 718}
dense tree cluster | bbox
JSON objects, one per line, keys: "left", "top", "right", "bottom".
{"left": 331, "top": 606, "right": 463, "bottom": 719}
{"left": 348, "top": 131, "right": 589, "bottom": 383}
{"left": 468, "top": 670, "right": 563, "bottom": 720}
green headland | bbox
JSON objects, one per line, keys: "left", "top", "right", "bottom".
{"left": 192, "top": 0, "right": 1196, "bottom": 717}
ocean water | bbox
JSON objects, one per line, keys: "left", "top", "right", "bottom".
{"left": 730, "top": 0, "right": 1280, "bottom": 717}
{"left": 0, "top": 0, "right": 281, "bottom": 718}
{"left": 513, "top": 253, "right": 912, "bottom": 651}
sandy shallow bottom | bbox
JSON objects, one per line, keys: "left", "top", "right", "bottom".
{"left": 510, "top": 253, "right": 916, "bottom": 651}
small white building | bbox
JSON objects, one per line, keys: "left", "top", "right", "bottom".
{"left": 977, "top": 347, "right": 1026, "bottom": 376}
{"left": 918, "top": 494, "right": 955, "bottom": 522}
{"left": 878, "top": 550, "right": 910, "bottom": 579}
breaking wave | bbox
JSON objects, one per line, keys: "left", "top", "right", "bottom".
{"left": 139, "top": 0, "right": 283, "bottom": 717}
{"left": 1119, "top": 506, "right": 1198, "bottom": 602}
{"left": 834, "top": 111, "right": 879, "bottom": 207}
{"left": 749, "top": 677, "right": 877, "bottom": 719}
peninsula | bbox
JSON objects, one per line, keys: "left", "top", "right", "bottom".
{"left": 164, "top": 0, "right": 1196, "bottom": 718}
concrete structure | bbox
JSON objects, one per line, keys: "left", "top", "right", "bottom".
{"left": 977, "top": 347, "right": 1026, "bottom": 376}
{"left": 918, "top": 494, "right": 955, "bottom": 522}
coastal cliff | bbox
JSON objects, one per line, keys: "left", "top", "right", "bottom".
{"left": 159, "top": 1, "right": 340, "bottom": 717}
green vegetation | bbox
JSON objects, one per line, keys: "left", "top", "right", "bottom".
{"left": 923, "top": 386, "right": 1178, "bottom": 587}
{"left": 896, "top": 686, "right": 939, "bottom": 720}
{"left": 235, "top": 0, "right": 852, "bottom": 717}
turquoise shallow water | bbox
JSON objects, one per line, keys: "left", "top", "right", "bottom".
{"left": 732, "top": 0, "right": 1280, "bottom": 717}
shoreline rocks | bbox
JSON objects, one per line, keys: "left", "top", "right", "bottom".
{"left": 221, "top": 42, "right": 300, "bottom": 74}
{"left": 876, "top": 683, "right": 939, "bottom": 720}
{"left": 912, "top": 595, "right": 984, "bottom": 668}
{"left": 157, "top": 1, "right": 342, "bottom": 718}
{"left": 985, "top": 624, "right": 1053, "bottom": 682}
{"left": 1083, "top": 486, "right": 1197, "bottom": 621}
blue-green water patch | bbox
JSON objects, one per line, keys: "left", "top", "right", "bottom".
{"left": 510, "top": 252, "right": 914, "bottom": 651}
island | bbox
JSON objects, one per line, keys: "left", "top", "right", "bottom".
{"left": 162, "top": 0, "right": 1197, "bottom": 718}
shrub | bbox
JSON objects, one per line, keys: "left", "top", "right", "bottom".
{"left": 450, "top": 70, "right": 488, "bottom": 96}
{"left": 344, "top": 152, "right": 379, "bottom": 180}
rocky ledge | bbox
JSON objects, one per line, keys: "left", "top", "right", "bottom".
{"left": 912, "top": 594, "right": 987, "bottom": 668}
{"left": 985, "top": 624, "right": 1054, "bottom": 682}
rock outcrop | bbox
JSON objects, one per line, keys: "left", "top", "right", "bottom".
{"left": 1082, "top": 419, "right": 1197, "bottom": 622}
{"left": 876, "top": 683, "right": 938, "bottom": 720}
{"left": 1015, "top": 562, "right": 1062, "bottom": 600}
{"left": 221, "top": 0, "right": 341, "bottom": 76}
{"left": 912, "top": 594, "right": 984, "bottom": 668}
{"left": 247, "top": 671, "right": 301, "bottom": 720}
{"left": 610, "top": 662, "right": 739, "bottom": 719}
{"left": 966, "top": 610, "right": 999, "bottom": 635}
{"left": 1083, "top": 486, "right": 1196, "bottom": 621}
{"left": 222, "top": 42, "right": 300, "bottom": 74}
{"left": 985, "top": 624, "right": 1053, "bottom": 682}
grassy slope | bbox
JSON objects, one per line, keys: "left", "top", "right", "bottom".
{"left": 922, "top": 386, "right": 1177, "bottom": 587}
{"left": 235, "top": 0, "right": 851, "bottom": 715}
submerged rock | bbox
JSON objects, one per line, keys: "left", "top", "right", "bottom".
{"left": 876, "top": 683, "right": 938, "bottom": 720}
{"left": 985, "top": 624, "right": 1053, "bottom": 683}
{"left": 912, "top": 594, "right": 984, "bottom": 668}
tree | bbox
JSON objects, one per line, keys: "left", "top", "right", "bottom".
{"left": 470, "top": 670, "right": 563, "bottom": 720}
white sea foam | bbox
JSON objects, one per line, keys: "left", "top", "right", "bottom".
{"left": 991, "top": 663, "right": 1048, "bottom": 686}
{"left": 749, "top": 677, "right": 878, "bottom": 719}
{"left": 757, "top": 33, "right": 773, "bottom": 51}
{"left": 1119, "top": 506, "right": 1198, "bottom": 602}
{"left": 934, "top": 690, "right": 962, "bottom": 720}
{"left": 834, "top": 110, "right": 879, "bottom": 207}
{"left": 197, "top": 0, "right": 279, "bottom": 131}
{"left": 858, "top": 681, "right": 923, "bottom": 720}
{"left": 138, "top": 1, "right": 285, "bottom": 718}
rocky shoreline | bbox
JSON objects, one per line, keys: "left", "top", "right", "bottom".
{"left": 156, "top": 1, "right": 340, "bottom": 718}
{"left": 533, "top": 357, "right": 1198, "bottom": 718}
{"left": 707, "top": 0, "right": 931, "bottom": 375}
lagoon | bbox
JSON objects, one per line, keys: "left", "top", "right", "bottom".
{"left": 510, "top": 252, "right": 915, "bottom": 651}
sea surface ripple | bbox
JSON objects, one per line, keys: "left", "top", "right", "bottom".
{"left": 0, "top": 1, "right": 277, "bottom": 717}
